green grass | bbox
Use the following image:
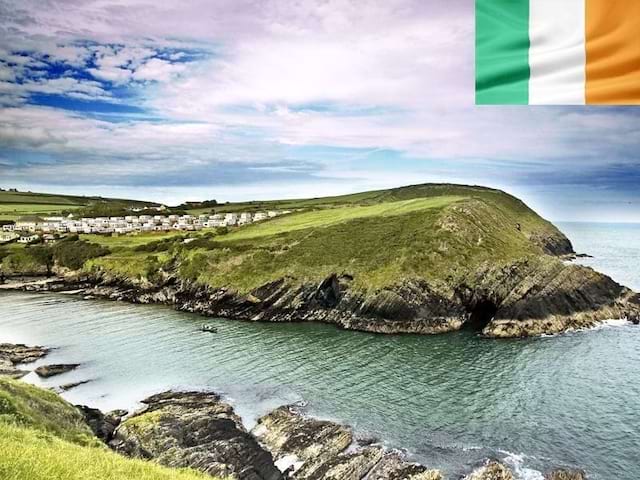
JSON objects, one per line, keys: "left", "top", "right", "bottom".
{"left": 0, "top": 204, "right": 82, "bottom": 221}
{"left": 0, "top": 377, "right": 99, "bottom": 447}
{"left": 0, "top": 190, "right": 157, "bottom": 221}
{"left": 0, "top": 378, "right": 217, "bottom": 480}
{"left": 80, "top": 231, "right": 188, "bottom": 249}
{"left": 219, "top": 196, "right": 463, "bottom": 242}
{"left": 1, "top": 184, "right": 569, "bottom": 296}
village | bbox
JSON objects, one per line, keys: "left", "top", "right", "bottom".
{"left": 0, "top": 210, "right": 291, "bottom": 244}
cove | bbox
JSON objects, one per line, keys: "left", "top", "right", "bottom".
{"left": 1, "top": 290, "right": 639, "bottom": 479}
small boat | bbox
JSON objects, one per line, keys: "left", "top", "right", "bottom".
{"left": 201, "top": 324, "right": 218, "bottom": 333}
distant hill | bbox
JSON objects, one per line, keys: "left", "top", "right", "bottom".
{"left": 0, "top": 189, "right": 159, "bottom": 221}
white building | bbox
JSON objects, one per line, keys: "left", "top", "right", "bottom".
{"left": 18, "top": 234, "right": 40, "bottom": 244}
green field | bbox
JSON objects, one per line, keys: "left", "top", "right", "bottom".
{"left": 0, "top": 190, "right": 157, "bottom": 222}
{"left": 0, "top": 203, "right": 82, "bottom": 221}
{"left": 219, "top": 196, "right": 463, "bottom": 242}
{"left": 0, "top": 378, "right": 217, "bottom": 480}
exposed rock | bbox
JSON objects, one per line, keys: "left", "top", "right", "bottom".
{"left": 110, "top": 391, "right": 282, "bottom": 480}
{"left": 0, "top": 343, "right": 49, "bottom": 364}
{"left": 252, "top": 405, "right": 353, "bottom": 463}
{"left": 366, "top": 451, "right": 442, "bottom": 480}
{"left": 4, "top": 246, "right": 639, "bottom": 339}
{"left": 35, "top": 363, "right": 80, "bottom": 378}
{"left": 0, "top": 343, "right": 49, "bottom": 378}
{"left": 464, "top": 460, "right": 514, "bottom": 480}
{"left": 544, "top": 468, "right": 587, "bottom": 480}
{"left": 58, "top": 379, "right": 92, "bottom": 391}
{"left": 252, "top": 406, "right": 440, "bottom": 480}
{"left": 0, "top": 357, "right": 28, "bottom": 379}
{"left": 293, "top": 446, "right": 383, "bottom": 480}
{"left": 77, "top": 405, "right": 127, "bottom": 443}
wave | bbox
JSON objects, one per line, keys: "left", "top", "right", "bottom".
{"left": 500, "top": 450, "right": 544, "bottom": 480}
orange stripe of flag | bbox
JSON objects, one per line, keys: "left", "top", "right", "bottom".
{"left": 586, "top": 0, "right": 640, "bottom": 105}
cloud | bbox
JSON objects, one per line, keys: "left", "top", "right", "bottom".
{"left": 0, "top": 0, "right": 639, "bottom": 221}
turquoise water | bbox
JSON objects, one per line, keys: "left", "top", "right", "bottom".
{"left": 1, "top": 222, "right": 639, "bottom": 480}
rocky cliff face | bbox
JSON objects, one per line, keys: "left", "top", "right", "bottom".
{"left": 110, "top": 391, "right": 283, "bottom": 480}
{"left": 22, "top": 252, "right": 638, "bottom": 339}
{"left": 251, "top": 405, "right": 443, "bottom": 480}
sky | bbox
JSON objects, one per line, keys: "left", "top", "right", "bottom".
{"left": 0, "top": 0, "right": 638, "bottom": 222}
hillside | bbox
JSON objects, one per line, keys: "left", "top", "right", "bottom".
{"left": 1, "top": 184, "right": 638, "bottom": 337}
{"left": 0, "top": 377, "right": 214, "bottom": 480}
{"left": 0, "top": 189, "right": 158, "bottom": 222}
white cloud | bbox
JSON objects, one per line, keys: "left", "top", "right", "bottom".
{"left": 132, "top": 58, "right": 186, "bottom": 82}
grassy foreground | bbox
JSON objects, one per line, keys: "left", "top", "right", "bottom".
{"left": 0, "top": 378, "right": 216, "bottom": 480}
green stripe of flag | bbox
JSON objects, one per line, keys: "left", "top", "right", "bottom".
{"left": 476, "top": 0, "right": 530, "bottom": 105}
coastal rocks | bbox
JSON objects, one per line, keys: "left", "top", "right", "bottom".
{"left": 77, "top": 405, "right": 127, "bottom": 443}
{"left": 366, "top": 451, "right": 442, "bottom": 480}
{"left": 251, "top": 405, "right": 441, "bottom": 480}
{"left": 110, "top": 391, "right": 282, "bottom": 480}
{"left": 5, "top": 248, "right": 640, "bottom": 339}
{"left": 0, "top": 343, "right": 48, "bottom": 378}
{"left": 464, "top": 460, "right": 514, "bottom": 480}
{"left": 252, "top": 405, "right": 353, "bottom": 463}
{"left": 544, "top": 468, "right": 587, "bottom": 480}
{"left": 35, "top": 363, "right": 80, "bottom": 378}
{"left": 293, "top": 446, "right": 383, "bottom": 480}
{"left": 463, "top": 258, "right": 640, "bottom": 337}
{"left": 0, "top": 342, "right": 48, "bottom": 364}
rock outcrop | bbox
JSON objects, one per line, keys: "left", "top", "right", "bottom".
{"left": 366, "top": 452, "right": 443, "bottom": 480}
{"left": 464, "top": 460, "right": 514, "bottom": 480}
{"left": 35, "top": 363, "right": 80, "bottom": 378}
{"left": 544, "top": 468, "right": 587, "bottom": 480}
{"left": 77, "top": 404, "right": 127, "bottom": 443}
{"left": 0, "top": 343, "right": 48, "bottom": 378}
{"left": 110, "top": 391, "right": 283, "bottom": 480}
{"left": 251, "top": 405, "right": 441, "bottom": 480}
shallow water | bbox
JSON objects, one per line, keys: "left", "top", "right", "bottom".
{"left": 1, "top": 222, "right": 639, "bottom": 479}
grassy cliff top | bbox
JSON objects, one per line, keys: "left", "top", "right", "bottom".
{"left": 0, "top": 377, "right": 215, "bottom": 480}
{"left": 73, "top": 184, "right": 570, "bottom": 293}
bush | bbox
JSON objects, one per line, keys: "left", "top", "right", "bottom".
{"left": 53, "top": 240, "right": 110, "bottom": 270}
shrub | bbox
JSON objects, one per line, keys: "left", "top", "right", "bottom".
{"left": 53, "top": 239, "right": 110, "bottom": 270}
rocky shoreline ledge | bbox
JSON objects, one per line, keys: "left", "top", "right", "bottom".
{"left": 1, "top": 342, "right": 587, "bottom": 479}
{"left": 1, "top": 264, "right": 639, "bottom": 339}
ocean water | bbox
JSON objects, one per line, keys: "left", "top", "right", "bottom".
{"left": 1, "top": 222, "right": 639, "bottom": 479}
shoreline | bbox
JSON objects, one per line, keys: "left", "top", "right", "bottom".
{"left": 1, "top": 341, "right": 586, "bottom": 480}
{"left": 2, "top": 272, "right": 639, "bottom": 339}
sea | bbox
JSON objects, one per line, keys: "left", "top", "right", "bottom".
{"left": 1, "top": 222, "right": 639, "bottom": 479}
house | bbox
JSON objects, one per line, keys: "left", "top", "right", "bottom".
{"left": 2, "top": 223, "right": 15, "bottom": 232}
{"left": 0, "top": 232, "right": 18, "bottom": 243}
{"left": 239, "top": 212, "right": 253, "bottom": 225}
{"left": 223, "top": 213, "right": 238, "bottom": 226}
{"left": 253, "top": 212, "right": 268, "bottom": 221}
{"left": 15, "top": 215, "right": 45, "bottom": 232}
{"left": 18, "top": 234, "right": 40, "bottom": 244}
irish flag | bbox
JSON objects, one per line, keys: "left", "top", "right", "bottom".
{"left": 476, "top": 0, "right": 640, "bottom": 105}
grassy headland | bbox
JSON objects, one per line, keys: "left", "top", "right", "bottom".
{"left": 3, "top": 183, "right": 637, "bottom": 336}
